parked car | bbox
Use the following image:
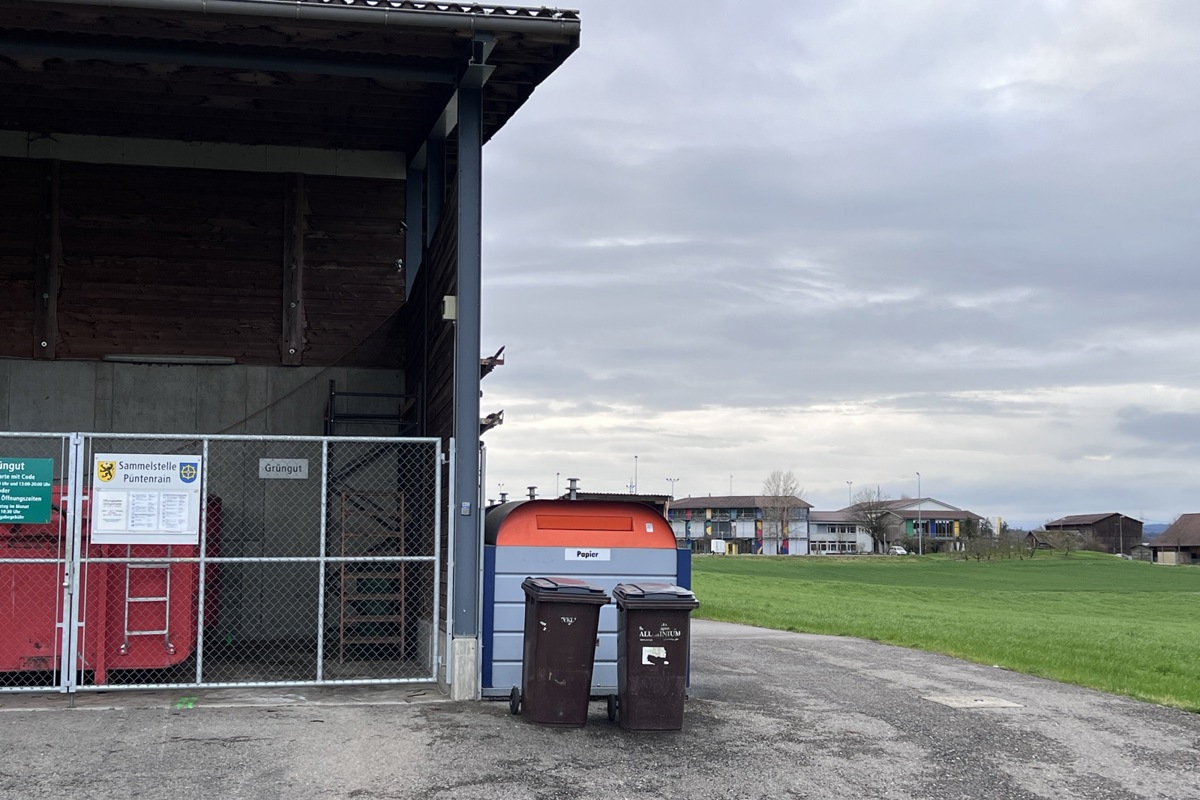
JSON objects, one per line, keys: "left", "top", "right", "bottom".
{"left": 887, "top": 545, "right": 907, "bottom": 555}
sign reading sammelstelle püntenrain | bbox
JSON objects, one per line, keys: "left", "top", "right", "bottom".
{"left": 91, "top": 454, "right": 203, "bottom": 545}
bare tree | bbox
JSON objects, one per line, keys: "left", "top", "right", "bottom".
{"left": 1040, "top": 527, "right": 1084, "bottom": 557}
{"left": 960, "top": 518, "right": 985, "bottom": 541}
{"left": 964, "top": 533, "right": 1000, "bottom": 561}
{"left": 849, "top": 486, "right": 892, "bottom": 553}
{"left": 1000, "top": 526, "right": 1029, "bottom": 560}
{"left": 761, "top": 470, "right": 804, "bottom": 549}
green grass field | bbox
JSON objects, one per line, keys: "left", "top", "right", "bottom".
{"left": 691, "top": 552, "right": 1200, "bottom": 712}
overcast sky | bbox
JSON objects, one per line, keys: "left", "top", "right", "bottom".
{"left": 476, "top": 0, "right": 1200, "bottom": 529}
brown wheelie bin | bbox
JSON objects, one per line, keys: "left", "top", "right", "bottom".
{"left": 609, "top": 582, "right": 699, "bottom": 731}
{"left": 510, "top": 576, "right": 610, "bottom": 726}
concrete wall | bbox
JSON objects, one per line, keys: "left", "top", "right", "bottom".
{"left": 0, "top": 360, "right": 402, "bottom": 435}
{"left": 0, "top": 359, "right": 409, "bottom": 645}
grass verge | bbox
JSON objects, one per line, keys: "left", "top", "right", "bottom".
{"left": 691, "top": 551, "right": 1200, "bottom": 712}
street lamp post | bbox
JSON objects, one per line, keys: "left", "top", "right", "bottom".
{"left": 846, "top": 480, "right": 853, "bottom": 506}
{"left": 916, "top": 472, "right": 923, "bottom": 556}
{"left": 666, "top": 477, "right": 680, "bottom": 499}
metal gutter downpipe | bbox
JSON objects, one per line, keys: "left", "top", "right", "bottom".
{"left": 32, "top": 0, "right": 581, "bottom": 36}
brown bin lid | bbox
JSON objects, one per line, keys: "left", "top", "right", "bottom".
{"left": 613, "top": 582, "right": 698, "bottom": 609}
{"left": 521, "top": 576, "right": 610, "bottom": 603}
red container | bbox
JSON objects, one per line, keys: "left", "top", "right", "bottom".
{"left": 0, "top": 486, "right": 220, "bottom": 683}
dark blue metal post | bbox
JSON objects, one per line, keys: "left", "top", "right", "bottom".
{"left": 452, "top": 84, "right": 483, "bottom": 638}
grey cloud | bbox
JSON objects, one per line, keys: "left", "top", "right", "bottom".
{"left": 1117, "top": 407, "right": 1200, "bottom": 451}
{"left": 479, "top": 1, "right": 1200, "bottom": 524}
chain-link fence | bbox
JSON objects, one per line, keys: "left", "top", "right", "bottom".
{"left": 1, "top": 433, "right": 441, "bottom": 694}
{"left": 0, "top": 433, "right": 74, "bottom": 692}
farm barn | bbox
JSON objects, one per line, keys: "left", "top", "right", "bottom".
{"left": 0, "top": 0, "right": 579, "bottom": 700}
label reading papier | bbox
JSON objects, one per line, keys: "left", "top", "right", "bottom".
{"left": 565, "top": 548, "right": 611, "bottom": 561}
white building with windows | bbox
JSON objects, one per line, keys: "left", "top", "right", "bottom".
{"left": 808, "top": 511, "right": 873, "bottom": 554}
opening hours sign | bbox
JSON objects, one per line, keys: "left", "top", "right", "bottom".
{"left": 91, "top": 454, "right": 203, "bottom": 545}
{"left": 0, "top": 458, "right": 54, "bottom": 523}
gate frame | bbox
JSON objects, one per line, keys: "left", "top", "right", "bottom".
{"left": 0, "top": 431, "right": 76, "bottom": 694}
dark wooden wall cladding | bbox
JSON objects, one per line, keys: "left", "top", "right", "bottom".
{"left": 0, "top": 157, "right": 406, "bottom": 367}
{"left": 56, "top": 162, "right": 284, "bottom": 361}
{"left": 404, "top": 179, "right": 457, "bottom": 621}
{"left": 406, "top": 180, "right": 458, "bottom": 443}
{"left": 304, "top": 175, "right": 407, "bottom": 368}
{"left": 0, "top": 160, "right": 42, "bottom": 358}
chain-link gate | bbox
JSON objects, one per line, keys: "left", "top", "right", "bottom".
{"left": 0, "top": 433, "right": 74, "bottom": 692}
{"left": 0, "top": 433, "right": 442, "bottom": 694}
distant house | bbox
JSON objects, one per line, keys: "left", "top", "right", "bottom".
{"left": 1128, "top": 543, "right": 1153, "bottom": 563}
{"left": 1025, "top": 531, "right": 1055, "bottom": 550}
{"left": 1044, "top": 513, "right": 1142, "bottom": 555}
{"left": 875, "top": 498, "right": 983, "bottom": 553}
{"left": 817, "top": 498, "right": 983, "bottom": 554}
{"left": 667, "top": 495, "right": 811, "bottom": 555}
{"left": 1027, "top": 528, "right": 1091, "bottom": 553}
{"left": 1148, "top": 515, "right": 1200, "bottom": 565}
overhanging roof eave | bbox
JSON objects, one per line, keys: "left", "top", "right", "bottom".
{"left": 28, "top": 0, "right": 582, "bottom": 37}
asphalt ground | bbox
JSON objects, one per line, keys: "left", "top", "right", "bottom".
{"left": 1, "top": 619, "right": 1198, "bottom": 799}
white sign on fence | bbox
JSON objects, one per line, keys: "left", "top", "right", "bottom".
{"left": 258, "top": 458, "right": 309, "bottom": 480}
{"left": 90, "top": 453, "right": 203, "bottom": 545}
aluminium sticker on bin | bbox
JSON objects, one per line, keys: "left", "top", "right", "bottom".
{"left": 91, "top": 454, "right": 203, "bottom": 545}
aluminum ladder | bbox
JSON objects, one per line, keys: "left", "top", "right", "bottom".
{"left": 120, "top": 546, "right": 175, "bottom": 656}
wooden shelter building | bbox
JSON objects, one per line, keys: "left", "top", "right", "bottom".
{"left": 0, "top": 0, "right": 580, "bottom": 698}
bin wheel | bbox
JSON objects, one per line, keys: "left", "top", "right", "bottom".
{"left": 607, "top": 694, "right": 618, "bottom": 722}
{"left": 509, "top": 686, "right": 521, "bottom": 715}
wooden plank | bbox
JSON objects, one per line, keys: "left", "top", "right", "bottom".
{"left": 0, "top": 75, "right": 424, "bottom": 124}
{"left": 281, "top": 173, "right": 306, "bottom": 365}
{"left": 1, "top": 105, "right": 416, "bottom": 151}
{"left": 68, "top": 271, "right": 279, "bottom": 293}
{"left": 33, "top": 160, "right": 61, "bottom": 359}
{"left": 0, "top": 69, "right": 430, "bottom": 111}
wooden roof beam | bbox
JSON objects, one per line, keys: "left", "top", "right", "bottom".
{"left": 0, "top": 35, "right": 458, "bottom": 83}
